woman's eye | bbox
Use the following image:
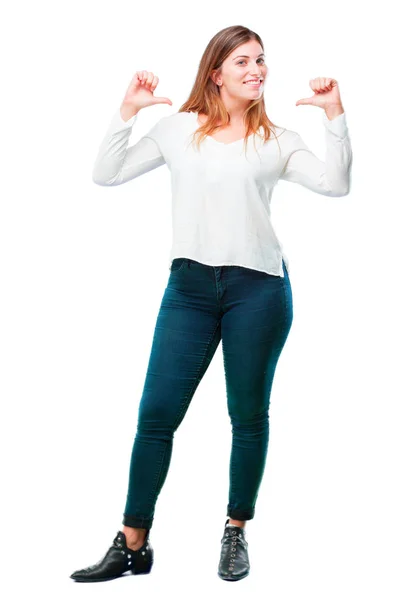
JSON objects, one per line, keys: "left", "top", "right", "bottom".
{"left": 237, "top": 59, "right": 264, "bottom": 65}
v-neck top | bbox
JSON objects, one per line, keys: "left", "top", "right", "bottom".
{"left": 194, "top": 112, "right": 263, "bottom": 146}
{"left": 92, "top": 108, "right": 352, "bottom": 277}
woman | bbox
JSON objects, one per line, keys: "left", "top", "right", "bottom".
{"left": 70, "top": 25, "right": 352, "bottom": 583}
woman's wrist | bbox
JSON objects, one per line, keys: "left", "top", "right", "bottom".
{"left": 324, "top": 104, "right": 344, "bottom": 121}
{"left": 120, "top": 104, "right": 140, "bottom": 122}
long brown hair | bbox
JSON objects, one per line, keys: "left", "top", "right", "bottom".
{"left": 179, "top": 25, "right": 283, "bottom": 157}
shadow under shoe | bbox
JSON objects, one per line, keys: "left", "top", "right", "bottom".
{"left": 70, "top": 530, "right": 153, "bottom": 582}
{"left": 218, "top": 519, "right": 250, "bottom": 581}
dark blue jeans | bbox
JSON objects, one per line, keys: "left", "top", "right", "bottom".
{"left": 123, "top": 257, "right": 293, "bottom": 530}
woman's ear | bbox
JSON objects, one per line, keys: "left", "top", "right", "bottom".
{"left": 210, "top": 69, "right": 221, "bottom": 86}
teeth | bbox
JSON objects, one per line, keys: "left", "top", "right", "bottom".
{"left": 244, "top": 80, "right": 261, "bottom": 85}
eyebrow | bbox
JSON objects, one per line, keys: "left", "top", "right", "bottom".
{"left": 232, "top": 53, "right": 265, "bottom": 60}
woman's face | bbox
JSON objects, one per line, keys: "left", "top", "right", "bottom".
{"left": 212, "top": 40, "right": 267, "bottom": 103}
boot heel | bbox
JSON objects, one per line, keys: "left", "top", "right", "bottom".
{"left": 131, "top": 542, "right": 154, "bottom": 575}
{"left": 131, "top": 559, "right": 153, "bottom": 575}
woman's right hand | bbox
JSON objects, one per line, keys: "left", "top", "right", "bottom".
{"left": 120, "top": 71, "right": 173, "bottom": 116}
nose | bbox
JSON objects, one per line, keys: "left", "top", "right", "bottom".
{"left": 251, "top": 65, "right": 266, "bottom": 77}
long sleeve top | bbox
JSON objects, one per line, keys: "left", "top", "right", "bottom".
{"left": 92, "top": 107, "right": 352, "bottom": 277}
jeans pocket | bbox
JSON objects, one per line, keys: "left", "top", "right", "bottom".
{"left": 170, "top": 257, "right": 187, "bottom": 272}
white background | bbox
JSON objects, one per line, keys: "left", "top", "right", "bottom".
{"left": 1, "top": 1, "right": 399, "bottom": 598}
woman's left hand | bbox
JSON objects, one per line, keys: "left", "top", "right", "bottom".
{"left": 296, "top": 77, "right": 343, "bottom": 110}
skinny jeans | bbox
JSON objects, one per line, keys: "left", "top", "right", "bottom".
{"left": 122, "top": 257, "right": 293, "bottom": 530}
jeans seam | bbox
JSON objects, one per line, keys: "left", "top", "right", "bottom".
{"left": 171, "top": 318, "right": 221, "bottom": 431}
{"left": 281, "top": 265, "right": 291, "bottom": 334}
{"left": 144, "top": 316, "right": 221, "bottom": 515}
{"left": 143, "top": 437, "right": 170, "bottom": 521}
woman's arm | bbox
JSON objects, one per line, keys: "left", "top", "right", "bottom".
{"left": 92, "top": 108, "right": 166, "bottom": 186}
{"left": 279, "top": 111, "right": 352, "bottom": 197}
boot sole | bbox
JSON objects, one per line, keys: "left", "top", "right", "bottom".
{"left": 217, "top": 570, "right": 249, "bottom": 581}
{"left": 70, "top": 560, "right": 153, "bottom": 582}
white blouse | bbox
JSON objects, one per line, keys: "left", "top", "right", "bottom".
{"left": 92, "top": 108, "right": 353, "bottom": 277}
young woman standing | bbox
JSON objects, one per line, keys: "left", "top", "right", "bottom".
{"left": 70, "top": 24, "right": 352, "bottom": 583}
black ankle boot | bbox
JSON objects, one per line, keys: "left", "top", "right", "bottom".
{"left": 70, "top": 530, "right": 153, "bottom": 582}
{"left": 218, "top": 519, "right": 250, "bottom": 581}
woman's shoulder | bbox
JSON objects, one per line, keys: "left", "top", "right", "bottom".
{"left": 144, "top": 111, "right": 192, "bottom": 141}
{"left": 268, "top": 125, "right": 300, "bottom": 145}
{"left": 154, "top": 110, "right": 193, "bottom": 132}
{"left": 164, "top": 110, "right": 194, "bottom": 123}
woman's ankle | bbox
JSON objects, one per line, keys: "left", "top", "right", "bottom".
{"left": 122, "top": 525, "right": 147, "bottom": 543}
